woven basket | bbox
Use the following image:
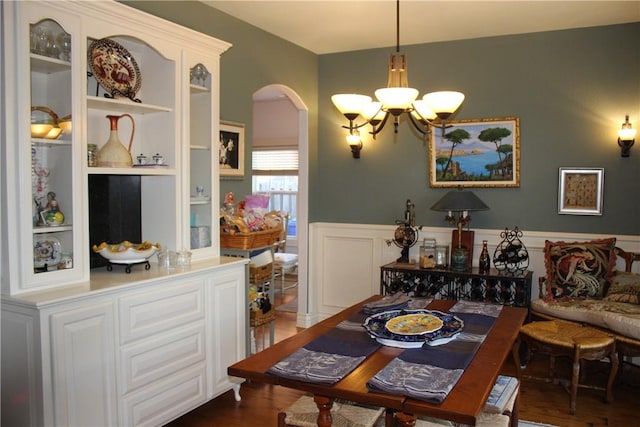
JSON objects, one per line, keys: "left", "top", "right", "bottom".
{"left": 220, "top": 226, "right": 282, "bottom": 250}
{"left": 250, "top": 308, "right": 275, "bottom": 327}
{"left": 250, "top": 263, "right": 273, "bottom": 284}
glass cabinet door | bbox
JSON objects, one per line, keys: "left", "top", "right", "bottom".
{"left": 188, "top": 62, "right": 215, "bottom": 254}
{"left": 29, "top": 18, "right": 76, "bottom": 277}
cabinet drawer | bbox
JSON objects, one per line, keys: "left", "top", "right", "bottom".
{"left": 119, "top": 279, "right": 204, "bottom": 345}
{"left": 121, "top": 323, "right": 205, "bottom": 394}
{"left": 121, "top": 363, "right": 207, "bottom": 427}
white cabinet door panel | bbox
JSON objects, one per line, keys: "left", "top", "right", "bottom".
{"left": 49, "top": 301, "right": 117, "bottom": 427}
{"left": 122, "top": 364, "right": 207, "bottom": 427}
{"left": 119, "top": 279, "right": 204, "bottom": 345}
{"left": 121, "top": 323, "right": 205, "bottom": 394}
{"left": 208, "top": 269, "right": 245, "bottom": 396}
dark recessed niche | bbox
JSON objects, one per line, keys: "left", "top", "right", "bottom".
{"left": 88, "top": 175, "right": 142, "bottom": 269}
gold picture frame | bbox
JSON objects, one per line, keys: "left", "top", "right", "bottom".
{"left": 428, "top": 117, "right": 520, "bottom": 187}
{"left": 219, "top": 121, "right": 245, "bottom": 177}
{"left": 558, "top": 167, "right": 604, "bottom": 215}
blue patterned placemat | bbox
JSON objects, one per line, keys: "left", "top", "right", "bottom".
{"left": 366, "top": 301, "right": 503, "bottom": 403}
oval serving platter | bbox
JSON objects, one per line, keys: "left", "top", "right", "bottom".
{"left": 363, "top": 309, "right": 464, "bottom": 348}
{"left": 88, "top": 38, "right": 142, "bottom": 102}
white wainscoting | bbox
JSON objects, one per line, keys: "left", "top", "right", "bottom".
{"left": 303, "top": 223, "right": 640, "bottom": 326}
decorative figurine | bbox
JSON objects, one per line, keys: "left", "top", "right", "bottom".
{"left": 39, "top": 191, "right": 64, "bottom": 225}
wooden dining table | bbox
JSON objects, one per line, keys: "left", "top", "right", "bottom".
{"left": 228, "top": 296, "right": 527, "bottom": 426}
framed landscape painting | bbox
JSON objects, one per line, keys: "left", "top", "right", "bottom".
{"left": 428, "top": 117, "right": 520, "bottom": 187}
{"left": 219, "top": 121, "right": 245, "bottom": 177}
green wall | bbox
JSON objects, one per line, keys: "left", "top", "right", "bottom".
{"left": 124, "top": 0, "right": 638, "bottom": 236}
{"left": 122, "top": 0, "right": 319, "bottom": 202}
{"left": 319, "top": 23, "right": 640, "bottom": 234}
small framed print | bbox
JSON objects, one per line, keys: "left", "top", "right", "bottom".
{"left": 219, "top": 121, "right": 245, "bottom": 177}
{"left": 558, "top": 167, "right": 604, "bottom": 215}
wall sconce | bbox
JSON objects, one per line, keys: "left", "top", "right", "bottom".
{"left": 618, "top": 115, "right": 636, "bottom": 157}
{"left": 346, "top": 129, "right": 363, "bottom": 158}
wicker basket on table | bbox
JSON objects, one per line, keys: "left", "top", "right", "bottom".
{"left": 250, "top": 307, "right": 275, "bottom": 327}
{"left": 220, "top": 225, "right": 282, "bottom": 250}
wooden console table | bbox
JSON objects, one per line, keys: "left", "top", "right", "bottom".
{"left": 380, "top": 262, "right": 532, "bottom": 307}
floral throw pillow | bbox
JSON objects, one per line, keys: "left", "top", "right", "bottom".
{"left": 544, "top": 238, "right": 616, "bottom": 302}
{"left": 604, "top": 272, "right": 640, "bottom": 305}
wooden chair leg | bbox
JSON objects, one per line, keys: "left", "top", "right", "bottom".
{"left": 385, "top": 408, "right": 397, "bottom": 427}
{"left": 571, "top": 345, "right": 580, "bottom": 415}
{"left": 313, "top": 395, "right": 334, "bottom": 427}
{"left": 606, "top": 346, "right": 619, "bottom": 403}
{"left": 277, "top": 411, "right": 288, "bottom": 427}
{"left": 395, "top": 411, "right": 417, "bottom": 427}
{"left": 511, "top": 337, "right": 523, "bottom": 378}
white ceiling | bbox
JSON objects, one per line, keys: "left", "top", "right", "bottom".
{"left": 204, "top": 1, "right": 640, "bottom": 55}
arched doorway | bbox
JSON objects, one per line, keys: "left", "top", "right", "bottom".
{"left": 252, "top": 85, "right": 308, "bottom": 323}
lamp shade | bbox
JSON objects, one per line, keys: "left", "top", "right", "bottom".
{"left": 619, "top": 116, "right": 637, "bottom": 141}
{"left": 375, "top": 87, "right": 419, "bottom": 114}
{"left": 431, "top": 187, "right": 489, "bottom": 212}
{"left": 331, "top": 94, "right": 372, "bottom": 115}
{"left": 423, "top": 91, "right": 465, "bottom": 116}
{"left": 361, "top": 101, "right": 385, "bottom": 121}
{"left": 412, "top": 100, "right": 438, "bottom": 121}
{"left": 619, "top": 128, "right": 637, "bottom": 140}
{"left": 346, "top": 133, "right": 361, "bottom": 147}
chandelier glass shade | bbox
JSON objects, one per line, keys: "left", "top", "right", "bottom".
{"left": 332, "top": 0, "right": 465, "bottom": 147}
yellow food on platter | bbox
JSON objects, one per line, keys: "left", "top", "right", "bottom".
{"left": 385, "top": 313, "right": 444, "bottom": 336}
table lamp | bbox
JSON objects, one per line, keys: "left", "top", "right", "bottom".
{"left": 431, "top": 186, "right": 489, "bottom": 270}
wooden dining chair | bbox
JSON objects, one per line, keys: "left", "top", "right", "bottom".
{"left": 277, "top": 395, "right": 384, "bottom": 427}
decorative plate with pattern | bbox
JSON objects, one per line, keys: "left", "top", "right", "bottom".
{"left": 34, "top": 236, "right": 62, "bottom": 268}
{"left": 88, "top": 38, "right": 141, "bottom": 102}
{"left": 363, "top": 309, "right": 464, "bottom": 348}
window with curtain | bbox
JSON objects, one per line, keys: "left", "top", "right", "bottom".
{"left": 252, "top": 149, "right": 298, "bottom": 237}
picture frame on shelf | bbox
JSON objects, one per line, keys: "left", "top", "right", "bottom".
{"left": 220, "top": 121, "right": 245, "bottom": 177}
{"left": 558, "top": 167, "right": 604, "bottom": 215}
{"left": 428, "top": 117, "right": 520, "bottom": 188}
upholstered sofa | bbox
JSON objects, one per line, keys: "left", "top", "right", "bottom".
{"left": 530, "top": 241, "right": 640, "bottom": 360}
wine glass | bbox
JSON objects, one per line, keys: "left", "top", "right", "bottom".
{"left": 58, "top": 33, "right": 72, "bottom": 62}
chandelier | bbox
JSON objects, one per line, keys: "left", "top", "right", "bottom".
{"left": 332, "top": 0, "right": 465, "bottom": 158}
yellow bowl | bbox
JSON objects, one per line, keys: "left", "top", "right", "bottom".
{"left": 31, "top": 124, "right": 53, "bottom": 138}
{"left": 58, "top": 120, "right": 72, "bottom": 136}
{"left": 45, "top": 127, "right": 62, "bottom": 139}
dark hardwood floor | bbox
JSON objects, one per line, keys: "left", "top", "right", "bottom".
{"left": 166, "top": 277, "right": 639, "bottom": 426}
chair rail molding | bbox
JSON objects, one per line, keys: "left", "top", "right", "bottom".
{"left": 305, "top": 222, "right": 640, "bottom": 323}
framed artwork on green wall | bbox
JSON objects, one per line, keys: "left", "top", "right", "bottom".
{"left": 220, "top": 121, "right": 245, "bottom": 177}
{"left": 428, "top": 117, "right": 520, "bottom": 188}
{"left": 558, "top": 167, "right": 604, "bottom": 215}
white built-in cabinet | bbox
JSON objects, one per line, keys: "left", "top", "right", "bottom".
{"left": 2, "top": 0, "right": 230, "bottom": 296}
{"left": 1, "top": 262, "right": 246, "bottom": 426}
{"left": 1, "top": 1, "right": 246, "bottom": 425}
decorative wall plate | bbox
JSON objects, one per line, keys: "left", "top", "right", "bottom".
{"left": 363, "top": 309, "right": 464, "bottom": 348}
{"left": 34, "top": 236, "right": 62, "bottom": 268}
{"left": 88, "top": 38, "right": 142, "bottom": 102}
